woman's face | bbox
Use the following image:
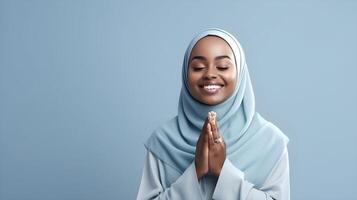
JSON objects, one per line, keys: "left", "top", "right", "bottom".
{"left": 188, "top": 36, "right": 237, "bottom": 105}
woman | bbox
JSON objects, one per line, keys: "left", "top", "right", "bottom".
{"left": 136, "top": 28, "right": 290, "bottom": 200}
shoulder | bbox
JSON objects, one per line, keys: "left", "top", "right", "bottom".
{"left": 149, "top": 115, "right": 178, "bottom": 138}
{"left": 146, "top": 115, "right": 178, "bottom": 139}
{"left": 145, "top": 148, "right": 183, "bottom": 177}
{"left": 143, "top": 115, "right": 179, "bottom": 152}
{"left": 254, "top": 112, "right": 290, "bottom": 146}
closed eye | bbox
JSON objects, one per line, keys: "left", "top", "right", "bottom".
{"left": 192, "top": 67, "right": 204, "bottom": 71}
{"left": 217, "top": 66, "right": 229, "bottom": 70}
{"left": 191, "top": 66, "right": 229, "bottom": 71}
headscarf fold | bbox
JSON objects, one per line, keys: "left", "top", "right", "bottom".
{"left": 144, "top": 28, "right": 289, "bottom": 187}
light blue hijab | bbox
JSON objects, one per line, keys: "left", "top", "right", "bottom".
{"left": 144, "top": 28, "right": 289, "bottom": 187}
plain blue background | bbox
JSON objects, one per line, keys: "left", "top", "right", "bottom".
{"left": 1, "top": 0, "right": 356, "bottom": 199}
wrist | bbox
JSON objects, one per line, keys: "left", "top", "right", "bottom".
{"left": 213, "top": 169, "right": 221, "bottom": 177}
{"left": 196, "top": 169, "right": 204, "bottom": 179}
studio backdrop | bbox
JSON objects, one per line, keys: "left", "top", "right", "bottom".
{"left": 1, "top": 1, "right": 356, "bottom": 199}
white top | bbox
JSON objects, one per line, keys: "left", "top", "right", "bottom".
{"left": 137, "top": 147, "right": 290, "bottom": 200}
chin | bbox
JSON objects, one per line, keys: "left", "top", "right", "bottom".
{"left": 202, "top": 98, "right": 223, "bottom": 106}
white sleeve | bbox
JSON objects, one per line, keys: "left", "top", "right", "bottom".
{"left": 212, "top": 147, "right": 290, "bottom": 200}
{"left": 136, "top": 150, "right": 204, "bottom": 200}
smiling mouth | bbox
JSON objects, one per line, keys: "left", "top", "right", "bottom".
{"left": 199, "top": 84, "right": 223, "bottom": 94}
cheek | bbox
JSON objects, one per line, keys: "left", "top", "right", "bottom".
{"left": 187, "top": 73, "right": 199, "bottom": 85}
{"left": 225, "top": 71, "right": 237, "bottom": 86}
{"left": 187, "top": 73, "right": 200, "bottom": 92}
{"left": 224, "top": 72, "right": 237, "bottom": 92}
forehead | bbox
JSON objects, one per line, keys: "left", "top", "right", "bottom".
{"left": 189, "top": 35, "right": 234, "bottom": 59}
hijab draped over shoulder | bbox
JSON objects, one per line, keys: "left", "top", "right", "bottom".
{"left": 144, "top": 28, "right": 289, "bottom": 187}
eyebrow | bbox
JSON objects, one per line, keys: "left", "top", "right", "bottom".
{"left": 190, "top": 55, "right": 232, "bottom": 62}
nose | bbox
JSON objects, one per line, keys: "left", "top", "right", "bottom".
{"left": 203, "top": 66, "right": 217, "bottom": 80}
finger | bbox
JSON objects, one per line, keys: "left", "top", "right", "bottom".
{"left": 206, "top": 112, "right": 213, "bottom": 133}
{"left": 206, "top": 122, "right": 211, "bottom": 139}
{"left": 207, "top": 123, "right": 214, "bottom": 147}
{"left": 204, "top": 129, "right": 209, "bottom": 143}
{"left": 210, "top": 113, "right": 219, "bottom": 139}
{"left": 214, "top": 112, "right": 223, "bottom": 138}
{"left": 213, "top": 112, "right": 219, "bottom": 129}
{"left": 203, "top": 116, "right": 209, "bottom": 129}
{"left": 216, "top": 134, "right": 225, "bottom": 148}
{"left": 215, "top": 114, "right": 222, "bottom": 138}
{"left": 201, "top": 116, "right": 209, "bottom": 136}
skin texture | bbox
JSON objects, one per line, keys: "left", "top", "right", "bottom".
{"left": 188, "top": 36, "right": 237, "bottom": 106}
{"left": 195, "top": 111, "right": 226, "bottom": 179}
{"left": 189, "top": 36, "right": 238, "bottom": 179}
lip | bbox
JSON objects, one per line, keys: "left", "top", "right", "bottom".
{"left": 199, "top": 82, "right": 224, "bottom": 87}
{"left": 199, "top": 84, "right": 224, "bottom": 95}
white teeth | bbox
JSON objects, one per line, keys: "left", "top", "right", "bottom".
{"left": 203, "top": 85, "right": 222, "bottom": 90}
